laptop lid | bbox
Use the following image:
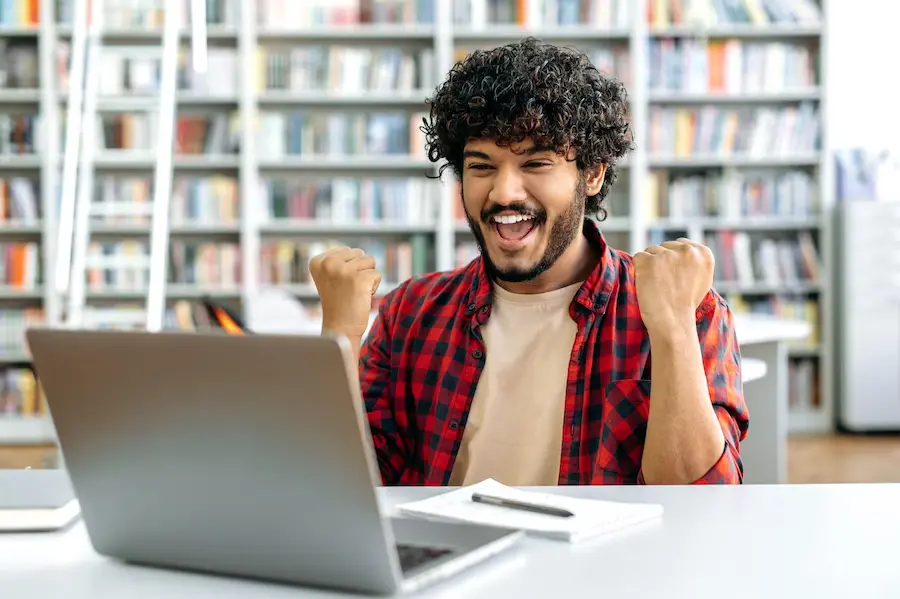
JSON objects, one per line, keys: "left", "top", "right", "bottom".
{"left": 25, "top": 327, "right": 404, "bottom": 594}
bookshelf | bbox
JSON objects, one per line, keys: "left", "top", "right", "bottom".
{"left": 0, "top": 0, "right": 832, "bottom": 459}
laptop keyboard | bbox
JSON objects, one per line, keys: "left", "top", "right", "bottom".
{"left": 396, "top": 543, "right": 454, "bottom": 573}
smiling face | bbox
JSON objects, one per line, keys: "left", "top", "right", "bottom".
{"left": 461, "top": 138, "right": 606, "bottom": 286}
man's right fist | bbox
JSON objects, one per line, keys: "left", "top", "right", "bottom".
{"left": 308, "top": 246, "right": 382, "bottom": 340}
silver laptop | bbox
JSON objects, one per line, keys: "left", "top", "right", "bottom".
{"left": 25, "top": 327, "right": 523, "bottom": 595}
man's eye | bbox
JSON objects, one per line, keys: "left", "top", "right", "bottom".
{"left": 468, "top": 164, "right": 492, "bottom": 170}
{"left": 524, "top": 162, "right": 551, "bottom": 168}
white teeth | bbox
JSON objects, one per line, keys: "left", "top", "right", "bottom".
{"left": 492, "top": 214, "right": 535, "bottom": 225}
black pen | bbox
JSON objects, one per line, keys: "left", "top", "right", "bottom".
{"left": 471, "top": 492, "right": 574, "bottom": 518}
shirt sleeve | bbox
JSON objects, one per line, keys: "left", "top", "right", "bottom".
{"left": 637, "top": 291, "right": 750, "bottom": 485}
{"left": 358, "top": 293, "right": 412, "bottom": 486}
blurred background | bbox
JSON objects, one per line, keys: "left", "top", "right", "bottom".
{"left": 0, "top": 0, "right": 898, "bottom": 484}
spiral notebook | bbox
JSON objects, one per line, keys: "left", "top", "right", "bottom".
{"left": 395, "top": 478, "right": 663, "bottom": 544}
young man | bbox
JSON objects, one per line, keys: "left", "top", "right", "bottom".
{"left": 309, "top": 38, "right": 749, "bottom": 486}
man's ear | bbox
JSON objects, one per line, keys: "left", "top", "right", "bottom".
{"left": 583, "top": 163, "right": 608, "bottom": 196}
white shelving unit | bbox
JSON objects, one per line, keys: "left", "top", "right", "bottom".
{"left": 0, "top": 0, "right": 832, "bottom": 453}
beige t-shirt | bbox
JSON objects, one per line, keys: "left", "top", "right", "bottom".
{"left": 448, "top": 280, "right": 582, "bottom": 487}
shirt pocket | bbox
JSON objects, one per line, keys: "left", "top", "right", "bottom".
{"left": 596, "top": 379, "right": 651, "bottom": 483}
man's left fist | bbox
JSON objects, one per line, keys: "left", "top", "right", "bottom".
{"left": 633, "top": 238, "right": 715, "bottom": 334}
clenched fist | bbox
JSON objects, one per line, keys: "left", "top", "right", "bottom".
{"left": 633, "top": 238, "right": 714, "bottom": 334}
{"left": 309, "top": 246, "right": 382, "bottom": 342}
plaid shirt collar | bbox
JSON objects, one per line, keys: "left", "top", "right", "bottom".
{"left": 463, "top": 217, "right": 619, "bottom": 320}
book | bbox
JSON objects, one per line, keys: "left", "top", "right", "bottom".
{"left": 395, "top": 478, "right": 663, "bottom": 544}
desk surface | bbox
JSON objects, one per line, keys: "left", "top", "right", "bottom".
{"left": 3, "top": 483, "right": 899, "bottom": 598}
{"left": 733, "top": 313, "right": 811, "bottom": 345}
{"left": 742, "top": 357, "right": 767, "bottom": 382}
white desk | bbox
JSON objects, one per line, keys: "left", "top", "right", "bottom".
{"left": 3, "top": 483, "right": 900, "bottom": 598}
{"left": 734, "top": 313, "right": 813, "bottom": 346}
{"left": 733, "top": 314, "right": 812, "bottom": 485}
{"left": 742, "top": 357, "right": 767, "bottom": 383}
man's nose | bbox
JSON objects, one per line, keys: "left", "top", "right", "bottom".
{"left": 488, "top": 167, "right": 527, "bottom": 206}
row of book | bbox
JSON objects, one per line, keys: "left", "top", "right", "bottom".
{"left": 0, "top": 115, "right": 40, "bottom": 155}
{"left": 0, "top": 41, "right": 38, "bottom": 89}
{"left": 66, "top": 303, "right": 235, "bottom": 332}
{"left": 260, "top": 239, "right": 428, "bottom": 287}
{"left": 57, "top": 42, "right": 626, "bottom": 98}
{"left": 647, "top": 0, "right": 821, "bottom": 27}
{"left": 648, "top": 103, "right": 820, "bottom": 158}
{"left": 0, "top": 0, "right": 37, "bottom": 27}
{"left": 86, "top": 240, "right": 242, "bottom": 290}
{"left": 788, "top": 358, "right": 819, "bottom": 408}
{"left": 170, "top": 241, "right": 240, "bottom": 288}
{"left": 453, "top": 0, "right": 634, "bottom": 28}
{"left": 53, "top": 0, "right": 823, "bottom": 30}
{"left": 0, "top": 177, "right": 39, "bottom": 222}
{"left": 258, "top": 178, "right": 439, "bottom": 225}
{"left": 256, "top": 0, "right": 435, "bottom": 27}
{"left": 166, "top": 299, "right": 234, "bottom": 331}
{"left": 726, "top": 291, "right": 822, "bottom": 407}
{"left": 255, "top": 46, "right": 437, "bottom": 95}
{"left": 706, "top": 230, "right": 820, "bottom": 288}
{"left": 590, "top": 46, "right": 631, "bottom": 89}
{"left": 46, "top": 0, "right": 828, "bottom": 31}
{"left": 0, "top": 367, "right": 46, "bottom": 417}
{"left": 86, "top": 176, "right": 441, "bottom": 227}
{"left": 453, "top": 44, "right": 631, "bottom": 89}
{"left": 0, "top": 242, "right": 39, "bottom": 289}
{"left": 644, "top": 169, "right": 817, "bottom": 220}
{"left": 648, "top": 39, "right": 817, "bottom": 94}
{"left": 84, "top": 240, "right": 152, "bottom": 291}
{"left": 0, "top": 308, "right": 43, "bottom": 356}
{"left": 456, "top": 241, "right": 480, "bottom": 268}
{"left": 91, "top": 112, "right": 240, "bottom": 155}
{"left": 90, "top": 175, "right": 240, "bottom": 226}
{"left": 56, "top": 44, "right": 239, "bottom": 97}
{"left": 728, "top": 293, "right": 819, "bottom": 349}
{"left": 51, "top": 34, "right": 818, "bottom": 101}
{"left": 256, "top": 111, "right": 427, "bottom": 160}
{"left": 50, "top": 41, "right": 819, "bottom": 99}
{"left": 55, "top": 0, "right": 234, "bottom": 27}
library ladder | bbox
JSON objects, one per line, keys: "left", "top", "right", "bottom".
{"left": 54, "top": 0, "right": 209, "bottom": 332}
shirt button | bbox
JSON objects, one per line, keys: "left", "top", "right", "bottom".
{"left": 467, "top": 303, "right": 476, "bottom": 313}
{"left": 472, "top": 349, "right": 483, "bottom": 359}
{"left": 480, "top": 306, "right": 488, "bottom": 313}
{"left": 449, "top": 419, "right": 459, "bottom": 430}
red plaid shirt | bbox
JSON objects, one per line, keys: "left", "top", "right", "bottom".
{"left": 359, "top": 219, "right": 750, "bottom": 485}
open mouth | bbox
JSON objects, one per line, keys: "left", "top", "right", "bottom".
{"left": 489, "top": 213, "right": 541, "bottom": 248}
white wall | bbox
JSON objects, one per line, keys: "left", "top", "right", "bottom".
{"left": 827, "top": 0, "right": 900, "bottom": 150}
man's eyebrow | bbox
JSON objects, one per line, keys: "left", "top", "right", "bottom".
{"left": 462, "top": 150, "right": 492, "bottom": 160}
{"left": 522, "top": 145, "right": 556, "bottom": 156}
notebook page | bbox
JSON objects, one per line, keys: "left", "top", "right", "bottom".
{"left": 396, "top": 478, "right": 663, "bottom": 543}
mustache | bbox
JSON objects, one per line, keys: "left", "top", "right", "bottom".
{"left": 480, "top": 202, "right": 546, "bottom": 223}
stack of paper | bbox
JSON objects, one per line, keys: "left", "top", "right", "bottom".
{"left": 395, "top": 478, "right": 663, "bottom": 544}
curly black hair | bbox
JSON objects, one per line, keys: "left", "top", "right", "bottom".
{"left": 421, "top": 37, "right": 634, "bottom": 219}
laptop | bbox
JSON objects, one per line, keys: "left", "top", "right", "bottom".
{"left": 25, "top": 327, "right": 523, "bottom": 595}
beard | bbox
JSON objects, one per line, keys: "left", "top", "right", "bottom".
{"left": 463, "top": 178, "right": 587, "bottom": 283}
